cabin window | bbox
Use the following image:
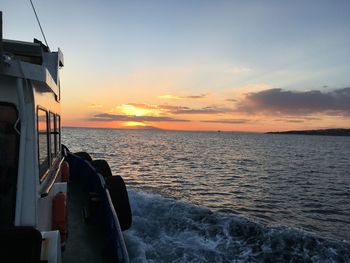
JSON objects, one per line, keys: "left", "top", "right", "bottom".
{"left": 37, "top": 108, "right": 49, "bottom": 179}
{"left": 56, "top": 115, "right": 61, "bottom": 152}
{"left": 0, "top": 103, "right": 20, "bottom": 226}
{"left": 49, "top": 112, "right": 56, "bottom": 160}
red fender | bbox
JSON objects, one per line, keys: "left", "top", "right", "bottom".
{"left": 52, "top": 192, "right": 67, "bottom": 245}
{"left": 61, "top": 161, "right": 70, "bottom": 182}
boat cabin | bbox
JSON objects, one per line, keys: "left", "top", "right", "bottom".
{"left": 0, "top": 12, "right": 66, "bottom": 262}
{"left": 1, "top": 12, "right": 131, "bottom": 263}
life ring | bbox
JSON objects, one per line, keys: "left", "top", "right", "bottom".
{"left": 93, "top": 159, "right": 113, "bottom": 178}
{"left": 106, "top": 176, "right": 132, "bottom": 231}
{"left": 61, "top": 161, "right": 70, "bottom": 182}
{"left": 52, "top": 192, "right": 68, "bottom": 246}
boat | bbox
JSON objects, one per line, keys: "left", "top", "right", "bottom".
{"left": 0, "top": 11, "right": 131, "bottom": 263}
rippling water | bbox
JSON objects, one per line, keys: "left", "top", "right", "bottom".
{"left": 62, "top": 127, "right": 350, "bottom": 262}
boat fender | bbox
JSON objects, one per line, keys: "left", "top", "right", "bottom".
{"left": 61, "top": 144, "right": 70, "bottom": 155}
{"left": 61, "top": 161, "right": 70, "bottom": 182}
{"left": 92, "top": 159, "right": 113, "bottom": 178}
{"left": 52, "top": 192, "right": 68, "bottom": 247}
{"left": 106, "top": 176, "right": 132, "bottom": 231}
{"left": 74, "top": 151, "right": 93, "bottom": 164}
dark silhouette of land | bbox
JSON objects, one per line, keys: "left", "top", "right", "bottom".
{"left": 266, "top": 128, "right": 350, "bottom": 136}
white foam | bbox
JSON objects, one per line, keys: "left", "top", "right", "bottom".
{"left": 123, "top": 190, "right": 350, "bottom": 263}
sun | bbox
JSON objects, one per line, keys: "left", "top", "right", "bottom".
{"left": 120, "top": 104, "right": 148, "bottom": 116}
{"left": 123, "top": 121, "right": 146, "bottom": 127}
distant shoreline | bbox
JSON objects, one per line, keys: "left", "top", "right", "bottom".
{"left": 266, "top": 128, "right": 350, "bottom": 137}
{"left": 62, "top": 126, "right": 350, "bottom": 136}
{"left": 61, "top": 126, "right": 259, "bottom": 133}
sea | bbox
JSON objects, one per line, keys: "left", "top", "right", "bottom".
{"left": 62, "top": 127, "right": 350, "bottom": 263}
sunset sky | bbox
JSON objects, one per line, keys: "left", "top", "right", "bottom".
{"left": 2, "top": 1, "right": 350, "bottom": 132}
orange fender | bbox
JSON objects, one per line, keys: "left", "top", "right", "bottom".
{"left": 52, "top": 192, "right": 67, "bottom": 245}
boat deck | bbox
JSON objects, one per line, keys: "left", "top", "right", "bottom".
{"left": 63, "top": 182, "right": 112, "bottom": 263}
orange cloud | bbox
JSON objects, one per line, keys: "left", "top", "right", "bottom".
{"left": 158, "top": 94, "right": 181, "bottom": 100}
{"left": 163, "top": 106, "right": 231, "bottom": 115}
{"left": 106, "top": 103, "right": 232, "bottom": 116}
{"left": 158, "top": 94, "right": 207, "bottom": 100}
{"left": 65, "top": 85, "right": 350, "bottom": 133}
{"left": 88, "top": 104, "right": 103, "bottom": 109}
{"left": 90, "top": 113, "right": 190, "bottom": 122}
{"left": 200, "top": 119, "right": 251, "bottom": 124}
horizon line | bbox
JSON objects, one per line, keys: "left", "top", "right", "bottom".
{"left": 61, "top": 125, "right": 261, "bottom": 133}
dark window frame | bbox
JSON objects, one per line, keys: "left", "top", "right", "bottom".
{"left": 49, "top": 112, "right": 56, "bottom": 160}
{"left": 37, "top": 107, "right": 50, "bottom": 182}
{"left": 56, "top": 114, "right": 61, "bottom": 153}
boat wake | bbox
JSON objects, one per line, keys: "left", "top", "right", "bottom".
{"left": 124, "top": 190, "right": 350, "bottom": 263}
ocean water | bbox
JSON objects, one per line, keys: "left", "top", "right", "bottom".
{"left": 62, "top": 128, "right": 350, "bottom": 262}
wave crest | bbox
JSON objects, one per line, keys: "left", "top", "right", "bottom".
{"left": 124, "top": 190, "right": 350, "bottom": 263}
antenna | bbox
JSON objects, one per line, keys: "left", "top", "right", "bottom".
{"left": 29, "top": 0, "right": 50, "bottom": 50}
{"left": 0, "top": 11, "right": 3, "bottom": 70}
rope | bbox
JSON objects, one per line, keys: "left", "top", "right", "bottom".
{"left": 29, "top": 0, "right": 50, "bottom": 50}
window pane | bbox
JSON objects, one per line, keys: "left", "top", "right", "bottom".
{"left": 50, "top": 112, "right": 56, "bottom": 159}
{"left": 38, "top": 109, "right": 49, "bottom": 178}
{"left": 0, "top": 103, "right": 20, "bottom": 225}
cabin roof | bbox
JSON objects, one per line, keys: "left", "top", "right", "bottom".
{"left": 1, "top": 38, "right": 63, "bottom": 99}
{"left": 3, "top": 38, "right": 63, "bottom": 67}
{"left": 3, "top": 39, "right": 43, "bottom": 64}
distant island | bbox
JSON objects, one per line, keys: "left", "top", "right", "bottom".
{"left": 266, "top": 128, "right": 350, "bottom": 137}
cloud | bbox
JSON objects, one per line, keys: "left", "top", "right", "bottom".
{"left": 273, "top": 119, "right": 305, "bottom": 123}
{"left": 163, "top": 106, "right": 232, "bottom": 115}
{"left": 158, "top": 95, "right": 181, "bottom": 100}
{"left": 200, "top": 119, "right": 250, "bottom": 124}
{"left": 158, "top": 105, "right": 185, "bottom": 111}
{"left": 224, "top": 67, "right": 251, "bottom": 74}
{"left": 124, "top": 103, "right": 159, "bottom": 110}
{"left": 88, "top": 104, "right": 103, "bottom": 109}
{"left": 184, "top": 94, "right": 207, "bottom": 99}
{"left": 303, "top": 116, "right": 322, "bottom": 121}
{"left": 90, "top": 113, "right": 190, "bottom": 122}
{"left": 123, "top": 103, "right": 232, "bottom": 115}
{"left": 158, "top": 94, "right": 207, "bottom": 100}
{"left": 235, "top": 87, "right": 350, "bottom": 116}
{"left": 273, "top": 116, "right": 321, "bottom": 123}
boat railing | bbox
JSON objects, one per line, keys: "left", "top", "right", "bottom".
{"left": 105, "top": 186, "right": 130, "bottom": 263}
{"left": 64, "top": 151, "right": 130, "bottom": 263}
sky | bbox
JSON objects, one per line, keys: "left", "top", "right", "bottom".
{"left": 2, "top": 0, "right": 350, "bottom": 132}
